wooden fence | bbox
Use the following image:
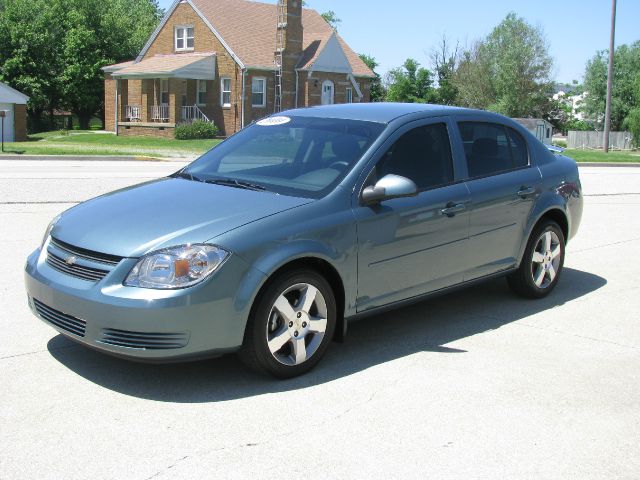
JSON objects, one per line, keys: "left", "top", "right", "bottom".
{"left": 567, "top": 131, "right": 634, "bottom": 150}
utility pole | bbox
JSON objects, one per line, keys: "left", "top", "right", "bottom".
{"left": 603, "top": 0, "right": 617, "bottom": 153}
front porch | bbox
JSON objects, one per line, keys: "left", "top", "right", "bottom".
{"left": 108, "top": 53, "right": 219, "bottom": 136}
{"left": 116, "top": 78, "right": 214, "bottom": 136}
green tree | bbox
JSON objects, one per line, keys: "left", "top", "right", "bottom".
{"left": 320, "top": 10, "right": 341, "bottom": 31}
{"left": 0, "top": 0, "right": 66, "bottom": 131}
{"left": 359, "top": 54, "right": 385, "bottom": 102}
{"left": 0, "top": 0, "right": 162, "bottom": 131}
{"left": 385, "top": 59, "right": 435, "bottom": 103}
{"left": 453, "top": 12, "right": 554, "bottom": 117}
{"left": 582, "top": 41, "right": 640, "bottom": 131}
{"left": 430, "top": 35, "right": 459, "bottom": 105}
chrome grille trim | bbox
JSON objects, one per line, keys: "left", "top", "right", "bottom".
{"left": 46, "top": 252, "right": 109, "bottom": 282}
{"left": 33, "top": 299, "right": 86, "bottom": 337}
{"left": 50, "top": 238, "right": 123, "bottom": 266}
{"left": 99, "top": 329, "right": 189, "bottom": 350}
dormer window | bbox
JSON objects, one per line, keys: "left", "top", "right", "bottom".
{"left": 175, "top": 26, "right": 194, "bottom": 51}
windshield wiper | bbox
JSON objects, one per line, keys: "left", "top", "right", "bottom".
{"left": 170, "top": 171, "right": 204, "bottom": 182}
{"left": 205, "top": 178, "right": 267, "bottom": 192}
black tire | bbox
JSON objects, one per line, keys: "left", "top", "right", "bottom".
{"left": 507, "top": 220, "right": 566, "bottom": 299}
{"left": 238, "top": 269, "right": 337, "bottom": 379}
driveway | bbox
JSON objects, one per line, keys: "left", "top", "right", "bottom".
{"left": 1, "top": 160, "right": 639, "bottom": 479}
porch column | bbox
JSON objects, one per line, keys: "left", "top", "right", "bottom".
{"left": 141, "top": 79, "right": 153, "bottom": 123}
{"left": 119, "top": 80, "right": 128, "bottom": 122}
{"left": 168, "top": 78, "right": 179, "bottom": 124}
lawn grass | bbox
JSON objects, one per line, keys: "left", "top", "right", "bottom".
{"left": 563, "top": 148, "right": 640, "bottom": 163}
{"left": 1, "top": 131, "right": 221, "bottom": 158}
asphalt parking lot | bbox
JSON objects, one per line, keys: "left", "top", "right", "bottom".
{"left": 1, "top": 159, "right": 639, "bottom": 479}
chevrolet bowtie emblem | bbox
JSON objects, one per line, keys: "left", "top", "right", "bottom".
{"left": 65, "top": 256, "right": 77, "bottom": 266}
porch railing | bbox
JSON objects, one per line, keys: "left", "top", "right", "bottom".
{"left": 125, "top": 105, "right": 142, "bottom": 122}
{"left": 151, "top": 105, "right": 169, "bottom": 122}
{"left": 180, "top": 105, "right": 210, "bottom": 123}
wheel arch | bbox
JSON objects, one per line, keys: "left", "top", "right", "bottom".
{"left": 240, "top": 247, "right": 349, "bottom": 344}
{"left": 518, "top": 205, "right": 569, "bottom": 266}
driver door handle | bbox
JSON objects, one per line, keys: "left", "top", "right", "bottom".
{"left": 517, "top": 186, "right": 536, "bottom": 199}
{"left": 441, "top": 202, "right": 467, "bottom": 217}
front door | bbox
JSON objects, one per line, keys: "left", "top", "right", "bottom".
{"left": 354, "top": 120, "right": 471, "bottom": 312}
{"left": 321, "top": 81, "right": 334, "bottom": 105}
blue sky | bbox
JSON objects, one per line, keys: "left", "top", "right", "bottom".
{"left": 157, "top": 0, "right": 639, "bottom": 84}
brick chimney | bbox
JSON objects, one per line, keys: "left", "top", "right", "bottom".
{"left": 280, "top": 0, "right": 303, "bottom": 110}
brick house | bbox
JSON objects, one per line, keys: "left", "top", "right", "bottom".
{"left": 103, "top": 0, "right": 375, "bottom": 137}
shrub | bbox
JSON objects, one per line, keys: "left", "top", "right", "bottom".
{"left": 175, "top": 120, "right": 219, "bottom": 140}
{"left": 623, "top": 108, "right": 640, "bottom": 149}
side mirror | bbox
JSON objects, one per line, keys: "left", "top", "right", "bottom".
{"left": 361, "top": 174, "right": 418, "bottom": 204}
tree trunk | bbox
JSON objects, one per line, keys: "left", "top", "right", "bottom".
{"left": 77, "top": 111, "right": 92, "bottom": 130}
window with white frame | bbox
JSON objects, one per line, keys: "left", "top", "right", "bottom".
{"left": 175, "top": 25, "right": 194, "bottom": 51}
{"left": 346, "top": 87, "right": 353, "bottom": 103}
{"left": 160, "top": 79, "right": 169, "bottom": 105}
{"left": 197, "top": 80, "right": 207, "bottom": 105}
{"left": 221, "top": 78, "right": 232, "bottom": 107}
{"left": 251, "top": 77, "right": 266, "bottom": 108}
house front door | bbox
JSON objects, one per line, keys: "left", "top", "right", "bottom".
{"left": 321, "top": 80, "right": 334, "bottom": 105}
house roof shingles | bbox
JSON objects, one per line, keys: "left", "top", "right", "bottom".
{"left": 111, "top": 53, "right": 216, "bottom": 78}
{"left": 188, "top": 0, "right": 374, "bottom": 77}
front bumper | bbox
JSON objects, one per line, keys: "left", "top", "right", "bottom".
{"left": 24, "top": 244, "right": 265, "bottom": 362}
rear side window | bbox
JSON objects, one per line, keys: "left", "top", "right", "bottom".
{"left": 507, "top": 128, "right": 529, "bottom": 168}
{"left": 377, "top": 123, "right": 454, "bottom": 190}
{"left": 458, "top": 122, "right": 529, "bottom": 178}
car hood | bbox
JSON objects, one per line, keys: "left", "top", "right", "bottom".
{"left": 52, "top": 178, "right": 312, "bottom": 258}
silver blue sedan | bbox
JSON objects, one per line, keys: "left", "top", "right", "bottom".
{"left": 25, "top": 104, "right": 583, "bottom": 378}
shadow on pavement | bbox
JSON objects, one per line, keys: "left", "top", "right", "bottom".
{"left": 48, "top": 267, "right": 606, "bottom": 402}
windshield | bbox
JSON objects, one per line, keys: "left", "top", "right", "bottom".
{"left": 182, "top": 116, "right": 386, "bottom": 198}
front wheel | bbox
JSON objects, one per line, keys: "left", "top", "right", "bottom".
{"left": 507, "top": 220, "right": 565, "bottom": 299}
{"left": 239, "top": 269, "right": 337, "bottom": 378}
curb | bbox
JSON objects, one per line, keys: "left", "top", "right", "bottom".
{"left": 0, "top": 155, "right": 191, "bottom": 162}
{"left": 577, "top": 162, "right": 640, "bottom": 168}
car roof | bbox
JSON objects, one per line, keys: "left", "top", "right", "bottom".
{"left": 283, "top": 103, "right": 497, "bottom": 124}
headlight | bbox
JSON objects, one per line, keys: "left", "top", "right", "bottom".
{"left": 41, "top": 214, "right": 61, "bottom": 249}
{"left": 124, "top": 244, "right": 230, "bottom": 290}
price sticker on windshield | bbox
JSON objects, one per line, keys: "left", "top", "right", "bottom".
{"left": 257, "top": 116, "right": 291, "bottom": 126}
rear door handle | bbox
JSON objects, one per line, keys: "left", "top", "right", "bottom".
{"left": 517, "top": 187, "right": 536, "bottom": 199}
{"left": 441, "top": 202, "right": 467, "bottom": 217}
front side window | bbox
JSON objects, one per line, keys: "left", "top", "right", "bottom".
{"left": 458, "top": 122, "right": 528, "bottom": 178}
{"left": 251, "top": 77, "right": 266, "bottom": 107}
{"left": 175, "top": 26, "right": 194, "bottom": 51}
{"left": 183, "top": 117, "right": 385, "bottom": 198}
{"left": 376, "top": 123, "right": 454, "bottom": 190}
{"left": 221, "top": 78, "right": 231, "bottom": 107}
{"left": 197, "top": 80, "right": 207, "bottom": 105}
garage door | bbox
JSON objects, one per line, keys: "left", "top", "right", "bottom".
{"left": 0, "top": 103, "right": 14, "bottom": 143}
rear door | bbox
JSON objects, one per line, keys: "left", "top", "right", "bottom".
{"left": 353, "top": 118, "right": 471, "bottom": 312}
{"left": 454, "top": 119, "right": 542, "bottom": 280}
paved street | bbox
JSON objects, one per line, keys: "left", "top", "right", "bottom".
{"left": 1, "top": 159, "right": 639, "bottom": 479}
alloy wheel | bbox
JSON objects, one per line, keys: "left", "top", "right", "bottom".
{"left": 531, "top": 230, "right": 562, "bottom": 289}
{"left": 265, "top": 283, "right": 328, "bottom": 366}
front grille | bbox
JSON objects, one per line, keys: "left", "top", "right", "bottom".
{"left": 99, "top": 328, "right": 189, "bottom": 350}
{"left": 33, "top": 299, "right": 86, "bottom": 337}
{"left": 46, "top": 252, "right": 110, "bottom": 282}
{"left": 50, "top": 238, "right": 123, "bottom": 266}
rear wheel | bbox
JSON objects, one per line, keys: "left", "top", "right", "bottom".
{"left": 508, "top": 220, "right": 565, "bottom": 299}
{"left": 239, "top": 269, "right": 336, "bottom": 378}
